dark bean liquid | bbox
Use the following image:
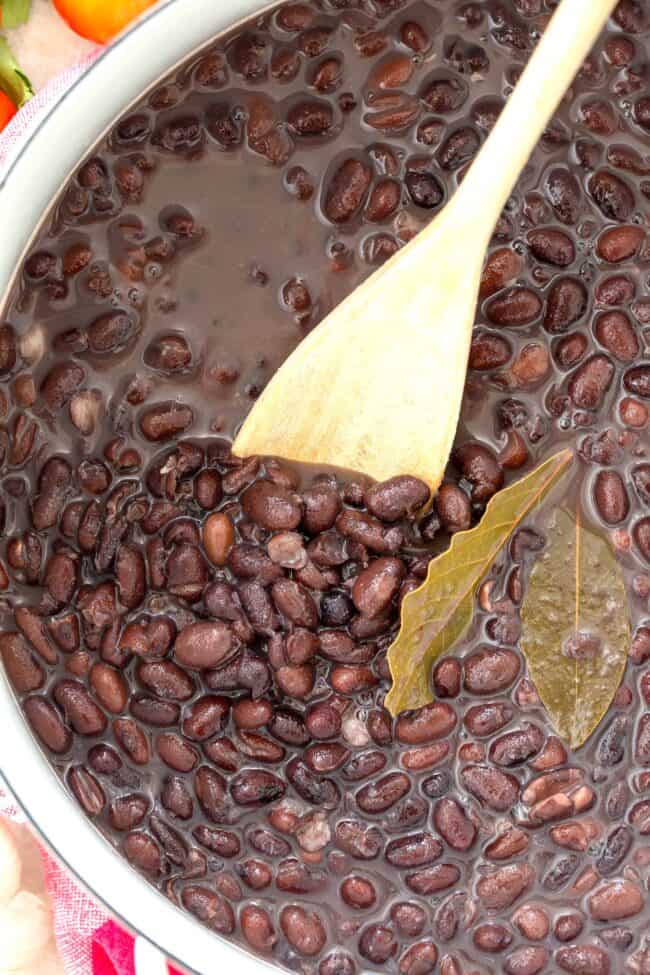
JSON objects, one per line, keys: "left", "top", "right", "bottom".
{"left": 2, "top": 1, "right": 650, "bottom": 973}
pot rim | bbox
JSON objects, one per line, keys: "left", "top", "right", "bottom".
{"left": 0, "top": 3, "right": 285, "bottom": 974}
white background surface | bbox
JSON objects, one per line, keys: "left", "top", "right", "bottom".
{"left": 5, "top": 0, "right": 94, "bottom": 90}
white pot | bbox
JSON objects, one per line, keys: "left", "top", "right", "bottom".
{"left": 0, "top": 2, "right": 281, "bottom": 973}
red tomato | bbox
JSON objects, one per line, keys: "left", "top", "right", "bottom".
{"left": 52, "top": 0, "right": 158, "bottom": 44}
{"left": 0, "top": 91, "right": 17, "bottom": 131}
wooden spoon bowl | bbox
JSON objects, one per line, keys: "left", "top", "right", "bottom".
{"left": 234, "top": 0, "right": 618, "bottom": 494}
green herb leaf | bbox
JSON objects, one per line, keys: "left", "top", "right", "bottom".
{"left": 520, "top": 507, "right": 629, "bottom": 750}
{"left": 0, "top": 35, "right": 33, "bottom": 107}
{"left": 385, "top": 449, "right": 573, "bottom": 716}
{"left": 1, "top": 0, "right": 32, "bottom": 29}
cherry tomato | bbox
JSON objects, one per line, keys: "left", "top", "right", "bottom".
{"left": 52, "top": 0, "right": 158, "bottom": 44}
{"left": 0, "top": 91, "right": 17, "bottom": 131}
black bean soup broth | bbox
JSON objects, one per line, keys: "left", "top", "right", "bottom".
{"left": 1, "top": 0, "right": 650, "bottom": 972}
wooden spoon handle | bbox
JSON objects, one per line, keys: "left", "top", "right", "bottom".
{"left": 452, "top": 0, "right": 619, "bottom": 237}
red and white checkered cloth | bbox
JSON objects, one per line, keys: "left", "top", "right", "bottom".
{"left": 0, "top": 58, "right": 183, "bottom": 975}
{"left": 1, "top": 779, "right": 185, "bottom": 975}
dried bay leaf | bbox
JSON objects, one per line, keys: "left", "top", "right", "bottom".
{"left": 385, "top": 449, "right": 572, "bottom": 716}
{"left": 520, "top": 507, "right": 629, "bottom": 750}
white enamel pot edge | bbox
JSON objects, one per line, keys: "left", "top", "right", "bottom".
{"left": 0, "top": 2, "right": 284, "bottom": 974}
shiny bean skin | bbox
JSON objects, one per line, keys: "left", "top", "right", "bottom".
{"left": 24, "top": 697, "right": 72, "bottom": 754}
{"left": 54, "top": 679, "right": 107, "bottom": 735}
{"left": 356, "top": 772, "right": 410, "bottom": 814}
{"left": 280, "top": 906, "right": 327, "bottom": 957}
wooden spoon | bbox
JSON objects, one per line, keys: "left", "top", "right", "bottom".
{"left": 234, "top": 0, "right": 618, "bottom": 493}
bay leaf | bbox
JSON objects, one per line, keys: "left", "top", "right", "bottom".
{"left": 385, "top": 449, "right": 572, "bottom": 716}
{"left": 520, "top": 507, "right": 629, "bottom": 750}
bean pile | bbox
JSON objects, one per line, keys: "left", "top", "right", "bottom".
{"left": 1, "top": 1, "right": 650, "bottom": 973}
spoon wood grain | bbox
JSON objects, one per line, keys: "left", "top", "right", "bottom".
{"left": 234, "top": 0, "right": 618, "bottom": 492}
